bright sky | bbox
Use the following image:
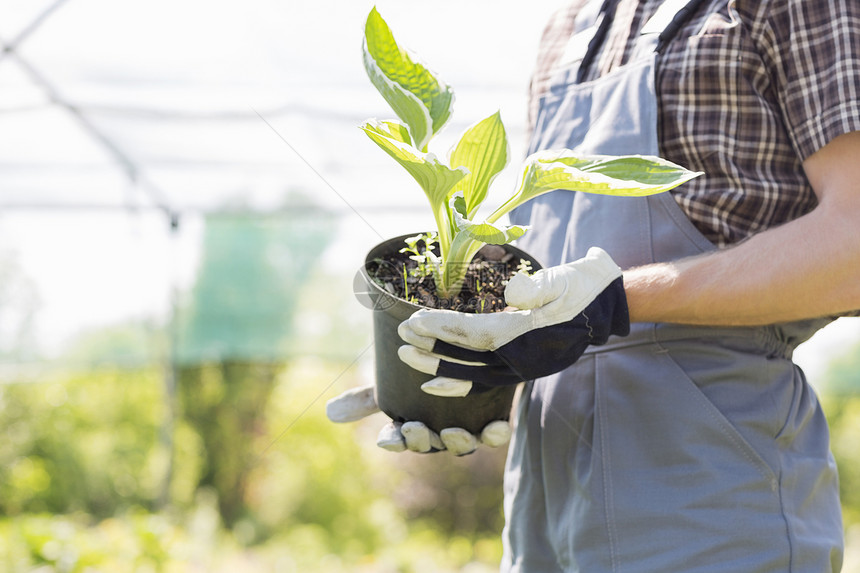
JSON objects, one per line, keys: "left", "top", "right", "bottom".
{"left": 0, "top": 0, "right": 563, "bottom": 354}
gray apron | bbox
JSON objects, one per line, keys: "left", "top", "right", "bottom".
{"left": 502, "top": 1, "right": 843, "bottom": 571}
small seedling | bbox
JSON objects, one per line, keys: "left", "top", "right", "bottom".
{"left": 399, "top": 232, "right": 440, "bottom": 281}
{"left": 362, "top": 7, "right": 702, "bottom": 298}
{"left": 516, "top": 258, "right": 534, "bottom": 276}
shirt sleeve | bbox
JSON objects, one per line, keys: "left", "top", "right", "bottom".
{"left": 760, "top": 0, "right": 860, "bottom": 160}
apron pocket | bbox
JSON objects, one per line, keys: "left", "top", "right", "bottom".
{"left": 594, "top": 346, "right": 789, "bottom": 571}
{"left": 652, "top": 347, "right": 779, "bottom": 485}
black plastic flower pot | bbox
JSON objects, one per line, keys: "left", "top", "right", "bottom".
{"left": 361, "top": 233, "right": 542, "bottom": 435}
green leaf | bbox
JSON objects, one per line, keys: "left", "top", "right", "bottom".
{"left": 363, "top": 8, "right": 454, "bottom": 151}
{"left": 439, "top": 194, "right": 528, "bottom": 296}
{"left": 451, "top": 195, "right": 527, "bottom": 245}
{"left": 360, "top": 120, "right": 467, "bottom": 204}
{"left": 451, "top": 193, "right": 468, "bottom": 218}
{"left": 488, "top": 150, "right": 702, "bottom": 223}
{"left": 366, "top": 119, "right": 412, "bottom": 145}
{"left": 460, "top": 221, "right": 527, "bottom": 245}
{"left": 449, "top": 111, "right": 509, "bottom": 217}
{"left": 545, "top": 153, "right": 703, "bottom": 188}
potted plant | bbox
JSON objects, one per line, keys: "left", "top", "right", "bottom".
{"left": 359, "top": 7, "right": 700, "bottom": 434}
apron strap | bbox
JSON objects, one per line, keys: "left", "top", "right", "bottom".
{"left": 654, "top": 0, "right": 712, "bottom": 52}
{"left": 577, "top": 0, "right": 623, "bottom": 83}
{"left": 631, "top": 0, "right": 709, "bottom": 64}
{"left": 573, "top": 0, "right": 712, "bottom": 82}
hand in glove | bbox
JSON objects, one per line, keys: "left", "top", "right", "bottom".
{"left": 326, "top": 385, "right": 512, "bottom": 456}
{"left": 398, "top": 247, "right": 630, "bottom": 397}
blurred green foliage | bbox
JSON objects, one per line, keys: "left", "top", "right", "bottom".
{"left": 0, "top": 368, "right": 166, "bottom": 517}
{"left": 0, "top": 207, "right": 512, "bottom": 570}
{"left": 819, "top": 339, "right": 860, "bottom": 530}
{"left": 825, "top": 396, "right": 860, "bottom": 528}
{"left": 0, "top": 509, "right": 502, "bottom": 573}
{"left": 0, "top": 358, "right": 507, "bottom": 572}
{"left": 177, "top": 361, "right": 280, "bottom": 526}
{"left": 175, "top": 206, "right": 333, "bottom": 525}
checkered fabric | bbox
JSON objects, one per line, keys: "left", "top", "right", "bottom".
{"left": 529, "top": 0, "right": 860, "bottom": 247}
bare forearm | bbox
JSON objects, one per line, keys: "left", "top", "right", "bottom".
{"left": 624, "top": 193, "right": 860, "bottom": 326}
{"left": 625, "top": 132, "right": 860, "bottom": 326}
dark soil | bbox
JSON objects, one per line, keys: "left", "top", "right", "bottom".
{"left": 366, "top": 240, "right": 528, "bottom": 313}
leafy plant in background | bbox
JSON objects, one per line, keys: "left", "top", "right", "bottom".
{"left": 818, "top": 342, "right": 860, "bottom": 528}
{"left": 361, "top": 7, "right": 701, "bottom": 298}
{"left": 0, "top": 368, "right": 165, "bottom": 517}
{"left": 176, "top": 197, "right": 334, "bottom": 527}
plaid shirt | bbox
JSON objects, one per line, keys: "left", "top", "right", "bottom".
{"left": 529, "top": 0, "right": 860, "bottom": 247}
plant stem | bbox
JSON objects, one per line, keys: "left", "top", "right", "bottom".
{"left": 439, "top": 235, "right": 483, "bottom": 298}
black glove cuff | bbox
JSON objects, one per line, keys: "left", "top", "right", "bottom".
{"left": 584, "top": 276, "right": 630, "bottom": 345}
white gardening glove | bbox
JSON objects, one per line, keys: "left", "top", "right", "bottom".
{"left": 326, "top": 385, "right": 511, "bottom": 456}
{"left": 398, "top": 247, "right": 629, "bottom": 397}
